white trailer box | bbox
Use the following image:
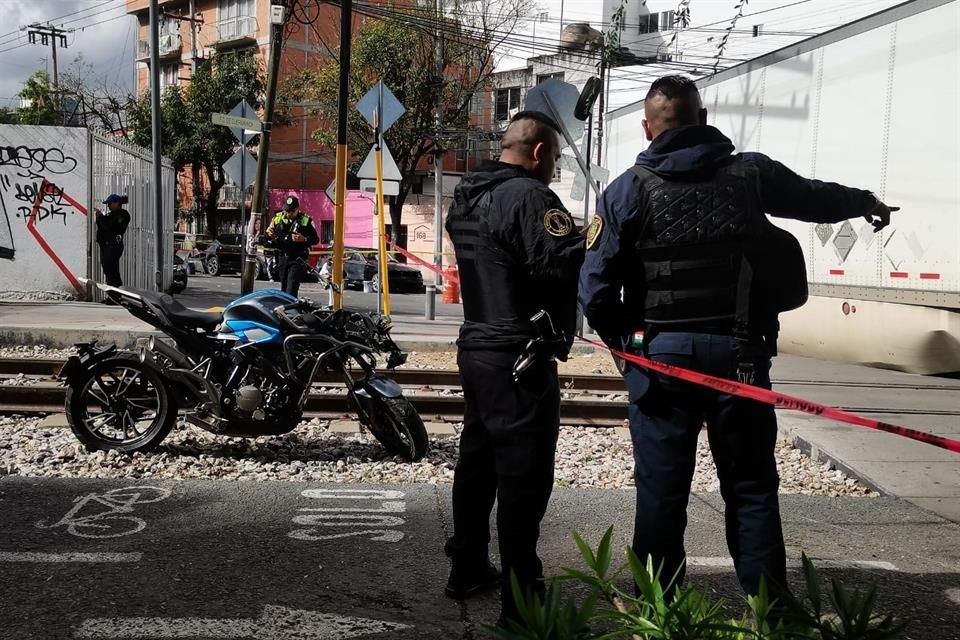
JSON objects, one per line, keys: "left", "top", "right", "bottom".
{"left": 605, "top": 0, "right": 960, "bottom": 374}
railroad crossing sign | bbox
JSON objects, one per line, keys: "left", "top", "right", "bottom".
{"left": 222, "top": 148, "right": 256, "bottom": 188}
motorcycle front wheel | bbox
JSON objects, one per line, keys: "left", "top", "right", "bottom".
{"left": 65, "top": 353, "right": 176, "bottom": 453}
{"left": 361, "top": 393, "right": 429, "bottom": 462}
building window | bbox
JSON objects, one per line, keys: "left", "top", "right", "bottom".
{"left": 495, "top": 86, "right": 521, "bottom": 122}
{"left": 538, "top": 11, "right": 549, "bottom": 23}
{"left": 639, "top": 11, "right": 676, "bottom": 34}
{"left": 536, "top": 72, "right": 564, "bottom": 84}
{"left": 160, "top": 63, "right": 179, "bottom": 88}
{"left": 319, "top": 220, "right": 334, "bottom": 245}
{"left": 753, "top": 24, "right": 764, "bottom": 37}
{"left": 659, "top": 10, "right": 676, "bottom": 31}
{"left": 218, "top": 0, "right": 256, "bottom": 40}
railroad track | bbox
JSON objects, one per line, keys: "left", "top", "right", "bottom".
{"left": 0, "top": 382, "right": 628, "bottom": 427}
{"left": 2, "top": 358, "right": 959, "bottom": 392}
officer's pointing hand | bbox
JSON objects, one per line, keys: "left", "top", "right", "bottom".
{"left": 864, "top": 200, "right": 899, "bottom": 232}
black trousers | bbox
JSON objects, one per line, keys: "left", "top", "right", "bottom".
{"left": 99, "top": 241, "right": 124, "bottom": 287}
{"left": 447, "top": 349, "right": 560, "bottom": 619}
{"left": 277, "top": 255, "right": 306, "bottom": 297}
{"left": 623, "top": 332, "right": 786, "bottom": 599}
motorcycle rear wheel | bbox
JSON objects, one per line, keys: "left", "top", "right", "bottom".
{"left": 364, "top": 394, "right": 429, "bottom": 462}
{"left": 65, "top": 353, "right": 176, "bottom": 453}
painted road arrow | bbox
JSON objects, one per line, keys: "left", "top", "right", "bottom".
{"left": 75, "top": 605, "right": 411, "bottom": 639}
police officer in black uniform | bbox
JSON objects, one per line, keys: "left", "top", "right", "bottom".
{"left": 444, "top": 111, "right": 584, "bottom": 625}
{"left": 266, "top": 195, "right": 319, "bottom": 297}
{"left": 579, "top": 76, "right": 898, "bottom": 603}
{"left": 94, "top": 194, "right": 131, "bottom": 289}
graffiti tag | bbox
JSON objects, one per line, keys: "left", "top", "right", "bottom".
{"left": 0, "top": 145, "right": 78, "bottom": 176}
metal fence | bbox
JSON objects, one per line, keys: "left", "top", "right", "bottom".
{"left": 88, "top": 131, "right": 175, "bottom": 299}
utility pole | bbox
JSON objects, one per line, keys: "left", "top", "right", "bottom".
{"left": 426, "top": 0, "right": 444, "bottom": 320}
{"left": 23, "top": 23, "right": 70, "bottom": 123}
{"left": 332, "top": 0, "right": 354, "bottom": 310}
{"left": 241, "top": 1, "right": 287, "bottom": 295}
{"left": 149, "top": 0, "right": 164, "bottom": 291}
{"left": 189, "top": 0, "right": 198, "bottom": 74}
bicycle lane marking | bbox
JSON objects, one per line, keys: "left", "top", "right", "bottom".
{"left": 0, "top": 483, "right": 172, "bottom": 564}
{"left": 35, "top": 485, "right": 172, "bottom": 539}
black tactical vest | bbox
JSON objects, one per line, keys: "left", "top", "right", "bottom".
{"left": 632, "top": 160, "right": 807, "bottom": 334}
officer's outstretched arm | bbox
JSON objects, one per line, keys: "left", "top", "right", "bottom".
{"left": 579, "top": 178, "right": 633, "bottom": 348}
{"left": 742, "top": 152, "right": 890, "bottom": 226}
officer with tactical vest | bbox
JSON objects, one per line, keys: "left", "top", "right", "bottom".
{"left": 579, "top": 76, "right": 898, "bottom": 604}
{"left": 444, "top": 111, "right": 584, "bottom": 627}
{"left": 266, "top": 195, "right": 319, "bottom": 297}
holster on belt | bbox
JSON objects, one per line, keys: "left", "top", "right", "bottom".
{"left": 512, "top": 310, "right": 568, "bottom": 382}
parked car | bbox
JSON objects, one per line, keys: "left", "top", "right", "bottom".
{"left": 168, "top": 254, "right": 188, "bottom": 294}
{"left": 199, "top": 233, "right": 269, "bottom": 280}
{"left": 342, "top": 249, "right": 425, "bottom": 294}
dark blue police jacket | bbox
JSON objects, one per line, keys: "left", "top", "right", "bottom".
{"left": 579, "top": 124, "right": 877, "bottom": 350}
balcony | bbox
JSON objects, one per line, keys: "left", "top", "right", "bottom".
{"left": 213, "top": 16, "right": 258, "bottom": 49}
{"left": 137, "top": 33, "right": 183, "bottom": 61}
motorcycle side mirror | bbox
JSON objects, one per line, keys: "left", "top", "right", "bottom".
{"left": 575, "top": 77, "right": 602, "bottom": 121}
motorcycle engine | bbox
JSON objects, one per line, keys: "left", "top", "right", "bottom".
{"left": 235, "top": 385, "right": 263, "bottom": 412}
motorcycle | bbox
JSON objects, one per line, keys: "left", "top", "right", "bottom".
{"left": 60, "top": 263, "right": 430, "bottom": 460}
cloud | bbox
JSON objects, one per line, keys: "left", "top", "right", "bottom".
{"left": 0, "top": 0, "right": 136, "bottom": 108}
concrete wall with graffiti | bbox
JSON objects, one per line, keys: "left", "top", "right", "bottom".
{"left": 0, "top": 125, "right": 89, "bottom": 300}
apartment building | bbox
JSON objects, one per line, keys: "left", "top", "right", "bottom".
{"left": 125, "top": 0, "right": 343, "bottom": 221}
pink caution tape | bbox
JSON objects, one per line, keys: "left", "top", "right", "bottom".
{"left": 388, "top": 241, "right": 460, "bottom": 285}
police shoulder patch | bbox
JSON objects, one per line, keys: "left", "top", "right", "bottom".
{"left": 585, "top": 215, "right": 603, "bottom": 250}
{"left": 543, "top": 208, "right": 574, "bottom": 237}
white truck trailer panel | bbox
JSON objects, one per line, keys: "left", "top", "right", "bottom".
{"left": 604, "top": 0, "right": 960, "bottom": 373}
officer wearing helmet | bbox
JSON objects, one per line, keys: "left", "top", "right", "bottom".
{"left": 266, "top": 195, "right": 319, "bottom": 296}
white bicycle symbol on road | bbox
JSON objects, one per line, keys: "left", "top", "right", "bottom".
{"left": 36, "top": 486, "right": 171, "bottom": 539}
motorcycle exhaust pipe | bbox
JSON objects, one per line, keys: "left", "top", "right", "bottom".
{"left": 148, "top": 336, "right": 191, "bottom": 369}
{"left": 165, "top": 368, "right": 224, "bottom": 417}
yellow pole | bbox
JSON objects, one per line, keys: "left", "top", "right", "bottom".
{"left": 374, "top": 108, "right": 391, "bottom": 316}
{"left": 332, "top": 146, "right": 347, "bottom": 310}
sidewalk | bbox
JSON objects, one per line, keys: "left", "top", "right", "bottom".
{"left": 771, "top": 355, "right": 960, "bottom": 523}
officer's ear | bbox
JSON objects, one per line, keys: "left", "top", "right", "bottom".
{"left": 531, "top": 140, "right": 546, "bottom": 162}
{"left": 642, "top": 119, "right": 653, "bottom": 142}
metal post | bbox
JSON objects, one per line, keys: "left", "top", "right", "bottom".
{"left": 242, "top": 4, "right": 285, "bottom": 295}
{"left": 149, "top": 0, "right": 164, "bottom": 291}
{"left": 426, "top": 0, "right": 444, "bottom": 320}
{"left": 374, "top": 86, "right": 391, "bottom": 317}
{"left": 189, "top": 0, "right": 197, "bottom": 74}
{"left": 332, "top": 0, "right": 353, "bottom": 310}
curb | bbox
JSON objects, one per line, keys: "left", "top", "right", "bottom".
{"left": 775, "top": 412, "right": 886, "bottom": 495}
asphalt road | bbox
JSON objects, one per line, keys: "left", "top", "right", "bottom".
{"left": 1, "top": 477, "right": 958, "bottom": 639}
{"left": 176, "top": 272, "right": 465, "bottom": 318}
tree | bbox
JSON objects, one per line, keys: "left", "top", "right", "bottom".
{"left": 128, "top": 51, "right": 264, "bottom": 237}
{"left": 281, "top": 0, "right": 530, "bottom": 242}
{"left": 58, "top": 55, "right": 131, "bottom": 134}
{"left": 17, "top": 70, "right": 58, "bottom": 125}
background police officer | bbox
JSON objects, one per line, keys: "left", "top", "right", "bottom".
{"left": 94, "top": 194, "right": 131, "bottom": 290}
{"left": 444, "top": 111, "right": 584, "bottom": 626}
{"left": 579, "top": 76, "right": 898, "bottom": 603}
{"left": 266, "top": 195, "right": 318, "bottom": 297}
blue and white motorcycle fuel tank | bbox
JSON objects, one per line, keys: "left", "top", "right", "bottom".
{"left": 217, "top": 289, "right": 297, "bottom": 344}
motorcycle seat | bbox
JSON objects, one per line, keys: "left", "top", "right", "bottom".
{"left": 135, "top": 289, "right": 222, "bottom": 330}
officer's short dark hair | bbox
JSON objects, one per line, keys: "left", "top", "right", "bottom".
{"left": 502, "top": 112, "right": 560, "bottom": 157}
{"left": 645, "top": 75, "right": 702, "bottom": 127}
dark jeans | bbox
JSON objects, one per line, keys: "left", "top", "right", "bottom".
{"left": 99, "top": 241, "right": 124, "bottom": 287}
{"left": 447, "top": 349, "right": 561, "bottom": 619}
{"left": 277, "top": 255, "right": 306, "bottom": 297}
{"left": 623, "top": 331, "right": 786, "bottom": 598}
